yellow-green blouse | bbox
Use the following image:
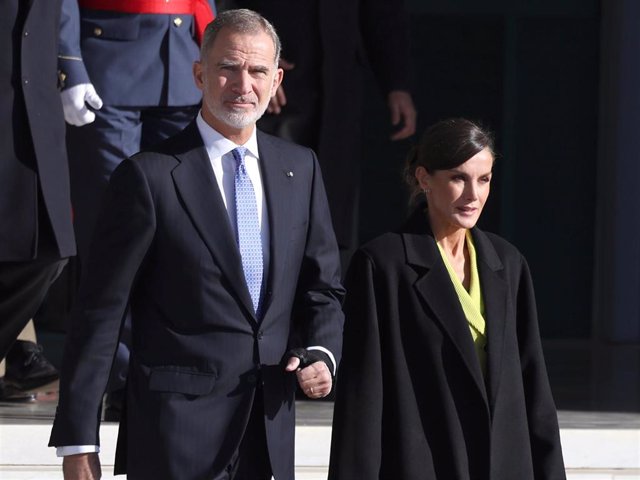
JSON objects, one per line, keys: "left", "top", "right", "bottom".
{"left": 437, "top": 230, "right": 487, "bottom": 374}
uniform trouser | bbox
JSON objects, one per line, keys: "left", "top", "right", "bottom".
{"left": 67, "top": 104, "right": 199, "bottom": 391}
{"left": 0, "top": 258, "right": 67, "bottom": 359}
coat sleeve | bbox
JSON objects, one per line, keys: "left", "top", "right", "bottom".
{"left": 292, "top": 151, "right": 345, "bottom": 369}
{"left": 58, "top": 0, "right": 91, "bottom": 88}
{"left": 359, "top": 0, "right": 412, "bottom": 94}
{"left": 49, "top": 159, "right": 156, "bottom": 447}
{"left": 516, "top": 257, "right": 566, "bottom": 479}
{"left": 328, "top": 249, "right": 384, "bottom": 480}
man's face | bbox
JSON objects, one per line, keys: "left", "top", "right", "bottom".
{"left": 193, "top": 27, "right": 283, "bottom": 139}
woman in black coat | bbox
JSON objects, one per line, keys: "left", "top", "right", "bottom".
{"left": 328, "top": 119, "right": 566, "bottom": 480}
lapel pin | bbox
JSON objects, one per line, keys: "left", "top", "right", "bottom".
{"left": 286, "top": 171, "right": 294, "bottom": 177}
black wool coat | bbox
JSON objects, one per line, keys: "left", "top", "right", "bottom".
{"left": 0, "top": 0, "right": 75, "bottom": 261}
{"left": 328, "top": 207, "right": 566, "bottom": 480}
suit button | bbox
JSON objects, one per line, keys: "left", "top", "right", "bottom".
{"left": 173, "top": 17, "right": 183, "bottom": 27}
{"left": 257, "top": 330, "right": 264, "bottom": 341}
{"left": 93, "top": 27, "right": 103, "bottom": 37}
{"left": 24, "top": 31, "right": 29, "bottom": 37}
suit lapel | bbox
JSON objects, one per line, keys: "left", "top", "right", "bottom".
{"left": 472, "top": 228, "right": 508, "bottom": 412}
{"left": 402, "top": 209, "right": 488, "bottom": 403}
{"left": 170, "top": 123, "right": 256, "bottom": 320}
{"left": 256, "top": 131, "right": 294, "bottom": 315}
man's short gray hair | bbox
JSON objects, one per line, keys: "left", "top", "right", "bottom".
{"left": 200, "top": 9, "right": 281, "bottom": 66}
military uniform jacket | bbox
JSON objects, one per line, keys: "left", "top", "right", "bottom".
{"left": 58, "top": 0, "right": 215, "bottom": 106}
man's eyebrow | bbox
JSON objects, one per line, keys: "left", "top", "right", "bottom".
{"left": 217, "top": 59, "right": 240, "bottom": 67}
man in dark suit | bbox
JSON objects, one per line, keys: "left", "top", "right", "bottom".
{"left": 0, "top": 0, "right": 76, "bottom": 393}
{"left": 50, "top": 9, "right": 344, "bottom": 480}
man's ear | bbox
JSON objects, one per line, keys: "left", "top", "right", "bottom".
{"left": 193, "top": 61, "right": 204, "bottom": 90}
{"left": 271, "top": 67, "right": 284, "bottom": 96}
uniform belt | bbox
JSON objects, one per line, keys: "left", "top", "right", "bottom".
{"left": 78, "top": 0, "right": 214, "bottom": 44}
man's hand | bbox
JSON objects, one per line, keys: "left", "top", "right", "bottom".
{"left": 267, "top": 58, "right": 295, "bottom": 114}
{"left": 285, "top": 356, "right": 332, "bottom": 399}
{"left": 63, "top": 453, "right": 101, "bottom": 480}
{"left": 388, "top": 90, "right": 417, "bottom": 140}
{"left": 60, "top": 83, "right": 103, "bottom": 126}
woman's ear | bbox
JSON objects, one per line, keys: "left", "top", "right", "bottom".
{"left": 415, "top": 166, "right": 430, "bottom": 190}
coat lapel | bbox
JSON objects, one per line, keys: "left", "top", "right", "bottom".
{"left": 256, "top": 131, "right": 294, "bottom": 316}
{"left": 472, "top": 228, "right": 508, "bottom": 412}
{"left": 170, "top": 123, "right": 256, "bottom": 320}
{"left": 401, "top": 208, "right": 488, "bottom": 404}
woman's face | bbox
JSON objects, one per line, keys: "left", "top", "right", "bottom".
{"left": 416, "top": 147, "right": 494, "bottom": 234}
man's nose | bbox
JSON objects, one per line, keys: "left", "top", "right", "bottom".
{"left": 232, "top": 70, "right": 252, "bottom": 94}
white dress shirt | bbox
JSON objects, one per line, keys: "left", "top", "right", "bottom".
{"left": 196, "top": 112, "right": 270, "bottom": 275}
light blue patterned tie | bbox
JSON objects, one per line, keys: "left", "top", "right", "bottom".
{"left": 232, "top": 147, "right": 263, "bottom": 315}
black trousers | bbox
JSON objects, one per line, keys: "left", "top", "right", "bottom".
{"left": 227, "top": 396, "right": 273, "bottom": 480}
{"left": 0, "top": 257, "right": 67, "bottom": 358}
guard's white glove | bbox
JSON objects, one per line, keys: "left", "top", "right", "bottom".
{"left": 60, "top": 83, "right": 103, "bottom": 126}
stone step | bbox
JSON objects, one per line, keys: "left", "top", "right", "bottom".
{"left": 0, "top": 399, "right": 638, "bottom": 479}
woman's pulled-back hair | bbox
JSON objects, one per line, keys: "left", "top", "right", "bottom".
{"left": 404, "top": 118, "right": 495, "bottom": 204}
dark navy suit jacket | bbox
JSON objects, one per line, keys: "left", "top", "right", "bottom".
{"left": 50, "top": 122, "right": 345, "bottom": 480}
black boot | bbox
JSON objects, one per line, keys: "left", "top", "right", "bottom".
{"left": 4, "top": 340, "right": 59, "bottom": 393}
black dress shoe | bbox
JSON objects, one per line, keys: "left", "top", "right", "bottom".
{"left": 4, "top": 340, "right": 59, "bottom": 393}
{"left": 0, "top": 378, "right": 35, "bottom": 402}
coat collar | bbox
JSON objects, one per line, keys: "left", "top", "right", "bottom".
{"left": 401, "top": 206, "right": 507, "bottom": 410}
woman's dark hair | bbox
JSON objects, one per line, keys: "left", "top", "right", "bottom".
{"left": 404, "top": 118, "right": 495, "bottom": 203}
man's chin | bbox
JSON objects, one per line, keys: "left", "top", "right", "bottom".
{"left": 218, "top": 112, "right": 261, "bottom": 130}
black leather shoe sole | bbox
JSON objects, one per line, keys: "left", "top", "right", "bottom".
{"left": 4, "top": 375, "right": 59, "bottom": 394}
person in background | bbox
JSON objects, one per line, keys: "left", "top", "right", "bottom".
{"left": 220, "top": 0, "right": 417, "bottom": 263}
{"left": 50, "top": 9, "right": 344, "bottom": 480}
{"left": 1, "top": 321, "right": 60, "bottom": 401}
{"left": 329, "top": 118, "right": 566, "bottom": 480}
{"left": 57, "top": 0, "right": 215, "bottom": 418}
{"left": 0, "top": 0, "right": 75, "bottom": 401}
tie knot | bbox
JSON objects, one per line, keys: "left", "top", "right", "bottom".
{"left": 232, "top": 147, "right": 247, "bottom": 167}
